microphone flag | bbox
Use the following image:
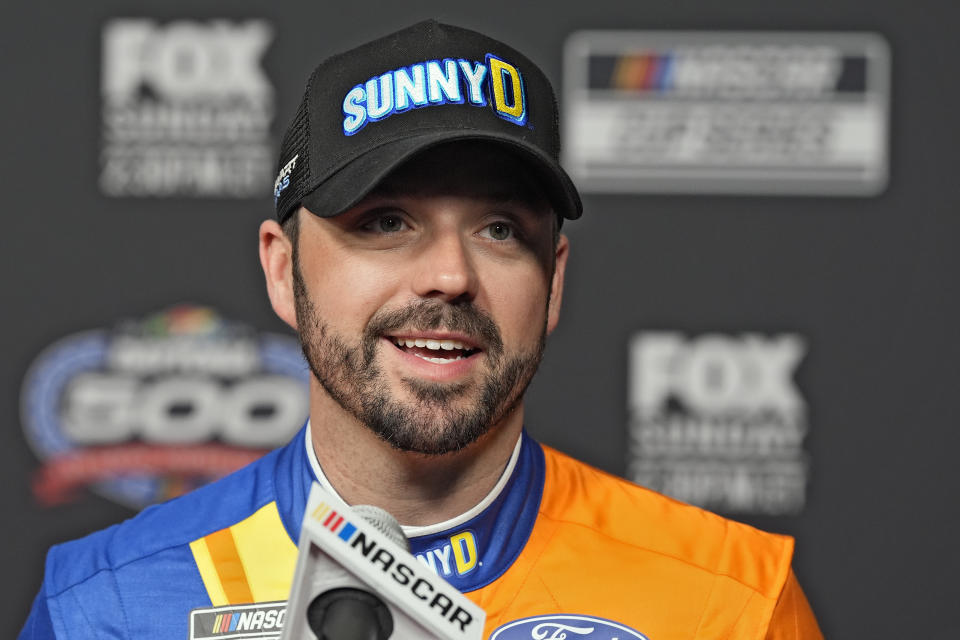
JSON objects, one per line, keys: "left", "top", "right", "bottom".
{"left": 280, "top": 483, "right": 486, "bottom": 640}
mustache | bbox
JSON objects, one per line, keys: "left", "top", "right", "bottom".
{"left": 364, "top": 299, "right": 504, "bottom": 357}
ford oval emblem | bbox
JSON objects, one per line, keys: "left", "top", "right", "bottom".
{"left": 490, "top": 614, "right": 649, "bottom": 640}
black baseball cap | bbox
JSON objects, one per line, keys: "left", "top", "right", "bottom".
{"left": 273, "top": 19, "right": 582, "bottom": 223}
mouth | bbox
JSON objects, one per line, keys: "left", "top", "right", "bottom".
{"left": 387, "top": 335, "right": 481, "bottom": 364}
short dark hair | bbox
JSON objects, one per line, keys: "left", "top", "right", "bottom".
{"left": 282, "top": 208, "right": 301, "bottom": 256}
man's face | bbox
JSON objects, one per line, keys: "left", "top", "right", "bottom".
{"left": 290, "top": 143, "right": 566, "bottom": 455}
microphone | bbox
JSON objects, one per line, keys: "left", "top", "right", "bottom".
{"left": 280, "top": 483, "right": 486, "bottom": 640}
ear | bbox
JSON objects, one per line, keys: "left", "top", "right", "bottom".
{"left": 259, "top": 217, "right": 298, "bottom": 330}
{"left": 546, "top": 233, "right": 569, "bottom": 335}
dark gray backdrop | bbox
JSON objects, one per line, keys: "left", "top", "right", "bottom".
{"left": 3, "top": 0, "right": 958, "bottom": 638}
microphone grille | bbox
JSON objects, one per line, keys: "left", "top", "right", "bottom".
{"left": 353, "top": 505, "right": 410, "bottom": 551}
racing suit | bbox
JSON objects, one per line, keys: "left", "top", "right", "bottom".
{"left": 20, "top": 424, "right": 822, "bottom": 639}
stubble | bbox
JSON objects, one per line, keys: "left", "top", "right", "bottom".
{"left": 292, "top": 260, "right": 546, "bottom": 455}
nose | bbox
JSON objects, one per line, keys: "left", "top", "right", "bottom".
{"left": 411, "top": 229, "right": 479, "bottom": 303}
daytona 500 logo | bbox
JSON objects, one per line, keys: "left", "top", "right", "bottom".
{"left": 21, "top": 305, "right": 308, "bottom": 508}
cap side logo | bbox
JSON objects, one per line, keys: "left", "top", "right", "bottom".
{"left": 342, "top": 54, "right": 526, "bottom": 135}
{"left": 274, "top": 154, "right": 298, "bottom": 203}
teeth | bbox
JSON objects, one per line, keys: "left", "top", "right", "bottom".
{"left": 394, "top": 337, "right": 471, "bottom": 351}
{"left": 414, "top": 353, "right": 464, "bottom": 364}
{"left": 390, "top": 337, "right": 474, "bottom": 364}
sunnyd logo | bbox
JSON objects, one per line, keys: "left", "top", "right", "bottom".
{"left": 21, "top": 305, "right": 308, "bottom": 508}
{"left": 342, "top": 54, "right": 526, "bottom": 135}
{"left": 415, "top": 530, "right": 479, "bottom": 579}
{"left": 490, "top": 615, "right": 648, "bottom": 640}
{"left": 100, "top": 19, "right": 275, "bottom": 197}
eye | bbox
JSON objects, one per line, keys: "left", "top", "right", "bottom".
{"left": 482, "top": 221, "right": 514, "bottom": 241}
{"left": 377, "top": 215, "right": 405, "bottom": 233}
{"left": 361, "top": 212, "right": 408, "bottom": 234}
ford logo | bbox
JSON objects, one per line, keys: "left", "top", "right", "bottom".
{"left": 490, "top": 615, "right": 649, "bottom": 640}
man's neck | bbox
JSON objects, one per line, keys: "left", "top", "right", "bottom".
{"left": 307, "top": 383, "right": 524, "bottom": 527}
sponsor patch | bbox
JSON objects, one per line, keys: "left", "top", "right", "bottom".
{"left": 415, "top": 529, "right": 479, "bottom": 579}
{"left": 189, "top": 602, "right": 286, "bottom": 640}
{"left": 342, "top": 54, "right": 526, "bottom": 135}
{"left": 490, "top": 614, "right": 648, "bottom": 639}
{"left": 21, "top": 305, "right": 308, "bottom": 508}
{"left": 273, "top": 154, "right": 298, "bottom": 203}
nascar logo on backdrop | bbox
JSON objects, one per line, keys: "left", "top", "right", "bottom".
{"left": 563, "top": 31, "right": 889, "bottom": 195}
{"left": 21, "top": 305, "right": 308, "bottom": 508}
{"left": 627, "top": 332, "right": 809, "bottom": 515}
{"left": 100, "top": 18, "right": 275, "bottom": 197}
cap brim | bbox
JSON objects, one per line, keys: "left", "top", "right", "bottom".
{"left": 300, "top": 131, "right": 583, "bottom": 220}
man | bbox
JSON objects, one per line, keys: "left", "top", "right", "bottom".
{"left": 21, "top": 20, "right": 822, "bottom": 639}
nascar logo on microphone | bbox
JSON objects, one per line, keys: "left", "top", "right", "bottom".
{"left": 311, "top": 498, "right": 474, "bottom": 619}
{"left": 312, "top": 502, "right": 479, "bottom": 582}
{"left": 300, "top": 489, "right": 485, "bottom": 637}
{"left": 311, "top": 501, "right": 359, "bottom": 541}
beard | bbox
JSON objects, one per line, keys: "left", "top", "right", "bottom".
{"left": 292, "top": 261, "right": 547, "bottom": 455}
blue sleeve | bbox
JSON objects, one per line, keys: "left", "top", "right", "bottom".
{"left": 19, "top": 587, "right": 56, "bottom": 639}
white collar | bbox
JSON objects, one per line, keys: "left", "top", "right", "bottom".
{"left": 303, "top": 420, "right": 522, "bottom": 538}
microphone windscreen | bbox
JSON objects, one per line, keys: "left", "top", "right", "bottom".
{"left": 352, "top": 505, "right": 410, "bottom": 551}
